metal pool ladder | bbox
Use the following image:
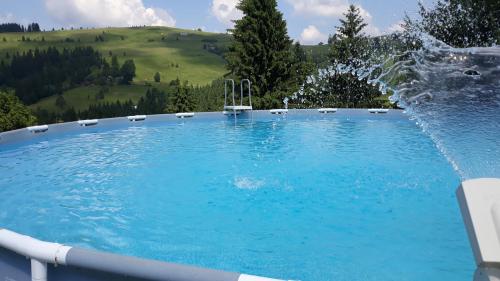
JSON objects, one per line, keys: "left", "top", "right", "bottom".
{"left": 223, "top": 79, "right": 252, "bottom": 115}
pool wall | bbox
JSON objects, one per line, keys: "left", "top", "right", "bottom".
{"left": 0, "top": 109, "right": 405, "bottom": 146}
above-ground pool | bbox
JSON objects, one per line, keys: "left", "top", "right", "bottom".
{"left": 0, "top": 110, "right": 471, "bottom": 281}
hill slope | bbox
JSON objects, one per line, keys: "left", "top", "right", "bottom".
{"left": 0, "top": 26, "right": 230, "bottom": 86}
{"left": 0, "top": 27, "right": 331, "bottom": 116}
{"left": 0, "top": 26, "right": 233, "bottom": 114}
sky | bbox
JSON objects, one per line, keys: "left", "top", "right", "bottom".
{"left": 0, "top": 0, "right": 436, "bottom": 44}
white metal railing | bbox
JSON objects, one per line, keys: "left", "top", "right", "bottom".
{"left": 224, "top": 79, "right": 236, "bottom": 111}
{"left": 0, "top": 229, "right": 71, "bottom": 281}
{"left": 223, "top": 79, "right": 253, "bottom": 115}
{"left": 0, "top": 228, "right": 286, "bottom": 281}
{"left": 240, "top": 79, "right": 252, "bottom": 108}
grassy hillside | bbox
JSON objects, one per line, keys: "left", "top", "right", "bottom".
{"left": 31, "top": 84, "right": 150, "bottom": 113}
{"left": 0, "top": 26, "right": 331, "bottom": 115}
{"left": 0, "top": 26, "right": 230, "bottom": 86}
{"left": 0, "top": 26, "right": 233, "bottom": 113}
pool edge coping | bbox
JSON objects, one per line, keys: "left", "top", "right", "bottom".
{"left": 0, "top": 109, "right": 406, "bottom": 146}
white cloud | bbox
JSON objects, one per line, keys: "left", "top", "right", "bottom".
{"left": 211, "top": 0, "right": 243, "bottom": 27}
{"left": 387, "top": 21, "right": 404, "bottom": 33}
{"left": 364, "top": 25, "right": 381, "bottom": 36}
{"left": 44, "top": 0, "right": 175, "bottom": 27}
{"left": 286, "top": 0, "right": 382, "bottom": 36}
{"left": 0, "top": 13, "right": 15, "bottom": 23}
{"left": 300, "top": 25, "right": 328, "bottom": 44}
{"left": 287, "top": 0, "right": 371, "bottom": 19}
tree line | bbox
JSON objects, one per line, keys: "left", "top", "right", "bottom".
{"left": 0, "top": 23, "right": 41, "bottom": 33}
{"left": 0, "top": 47, "right": 136, "bottom": 105}
{"left": 33, "top": 80, "right": 211, "bottom": 124}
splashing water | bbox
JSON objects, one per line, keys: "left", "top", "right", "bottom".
{"left": 298, "top": 34, "right": 500, "bottom": 179}
{"left": 234, "top": 176, "right": 265, "bottom": 190}
{"left": 389, "top": 38, "right": 500, "bottom": 179}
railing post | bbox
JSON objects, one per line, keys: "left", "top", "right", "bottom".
{"left": 31, "top": 259, "right": 47, "bottom": 281}
{"left": 231, "top": 80, "right": 236, "bottom": 115}
{"left": 241, "top": 79, "right": 252, "bottom": 109}
{"left": 224, "top": 80, "right": 228, "bottom": 107}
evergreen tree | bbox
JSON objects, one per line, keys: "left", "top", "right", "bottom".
{"left": 295, "top": 4, "right": 384, "bottom": 109}
{"left": 154, "top": 72, "right": 161, "bottom": 83}
{"left": 0, "top": 23, "right": 25, "bottom": 33}
{"left": 291, "top": 42, "right": 314, "bottom": 88}
{"left": 120, "top": 60, "right": 136, "bottom": 84}
{"left": 137, "top": 87, "right": 168, "bottom": 114}
{"left": 61, "top": 107, "right": 77, "bottom": 121}
{"left": 101, "top": 60, "right": 111, "bottom": 79}
{"left": 226, "top": 0, "right": 296, "bottom": 109}
{"left": 55, "top": 95, "right": 66, "bottom": 109}
{"left": 170, "top": 80, "right": 194, "bottom": 113}
{"left": 26, "top": 23, "right": 41, "bottom": 32}
{"left": 95, "top": 87, "right": 106, "bottom": 100}
{"left": 329, "top": 5, "right": 368, "bottom": 67}
{"left": 111, "top": 55, "right": 120, "bottom": 77}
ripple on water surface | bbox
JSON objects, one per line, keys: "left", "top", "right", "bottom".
{"left": 0, "top": 115, "right": 469, "bottom": 281}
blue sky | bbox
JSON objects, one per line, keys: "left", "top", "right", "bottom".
{"left": 0, "top": 0, "right": 435, "bottom": 44}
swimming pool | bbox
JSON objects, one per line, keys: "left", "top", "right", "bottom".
{"left": 0, "top": 110, "right": 471, "bottom": 281}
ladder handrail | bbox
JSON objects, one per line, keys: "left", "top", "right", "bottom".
{"left": 224, "top": 79, "right": 235, "bottom": 108}
{"left": 240, "top": 79, "right": 252, "bottom": 108}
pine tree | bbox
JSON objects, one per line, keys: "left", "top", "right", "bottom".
{"left": 111, "top": 55, "right": 120, "bottom": 77}
{"left": 296, "top": 5, "right": 383, "bottom": 109}
{"left": 171, "top": 81, "right": 194, "bottom": 113}
{"left": 291, "top": 42, "right": 313, "bottom": 87}
{"left": 137, "top": 87, "right": 168, "bottom": 114}
{"left": 330, "top": 5, "right": 368, "bottom": 67}
{"left": 55, "top": 95, "right": 66, "bottom": 109}
{"left": 101, "top": 60, "right": 111, "bottom": 79}
{"left": 154, "top": 72, "right": 161, "bottom": 83}
{"left": 226, "top": 0, "right": 296, "bottom": 109}
{"left": 120, "top": 60, "right": 136, "bottom": 84}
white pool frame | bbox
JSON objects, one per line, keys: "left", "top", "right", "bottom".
{"left": 0, "top": 228, "right": 282, "bottom": 281}
{"left": 457, "top": 178, "right": 500, "bottom": 281}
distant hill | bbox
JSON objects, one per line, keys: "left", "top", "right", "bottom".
{"left": 0, "top": 26, "right": 231, "bottom": 86}
{"left": 0, "top": 26, "right": 234, "bottom": 114}
{"left": 0, "top": 26, "right": 328, "bottom": 116}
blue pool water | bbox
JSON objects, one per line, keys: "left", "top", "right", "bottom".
{"left": 0, "top": 112, "right": 471, "bottom": 281}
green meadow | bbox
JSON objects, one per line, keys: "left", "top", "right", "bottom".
{"left": 32, "top": 85, "right": 152, "bottom": 113}
{"left": 0, "top": 26, "right": 230, "bottom": 85}
{"left": 0, "top": 26, "right": 337, "bottom": 114}
{"left": 0, "top": 26, "right": 231, "bottom": 113}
